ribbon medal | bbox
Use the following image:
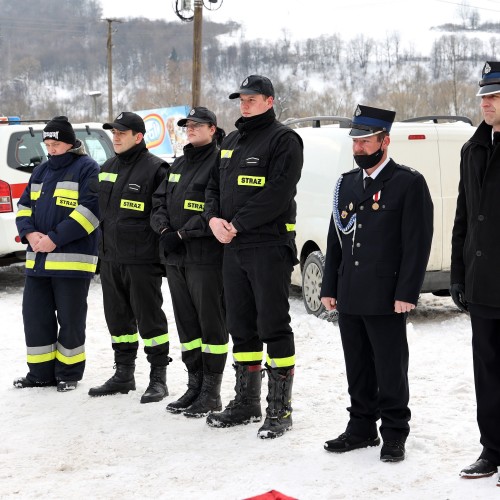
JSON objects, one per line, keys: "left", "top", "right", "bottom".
{"left": 372, "top": 190, "right": 381, "bottom": 210}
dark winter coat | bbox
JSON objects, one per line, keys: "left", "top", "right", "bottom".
{"left": 451, "top": 121, "right": 500, "bottom": 308}
{"left": 150, "top": 140, "right": 223, "bottom": 266}
{"left": 320, "top": 159, "right": 434, "bottom": 315}
{"left": 203, "top": 108, "right": 304, "bottom": 248}
{"left": 16, "top": 141, "right": 100, "bottom": 279}
{"left": 98, "top": 142, "right": 167, "bottom": 264}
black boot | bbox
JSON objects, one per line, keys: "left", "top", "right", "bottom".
{"left": 166, "top": 371, "right": 203, "bottom": 414}
{"left": 206, "top": 364, "right": 262, "bottom": 428}
{"left": 257, "top": 367, "right": 294, "bottom": 439}
{"left": 88, "top": 364, "right": 136, "bottom": 397}
{"left": 140, "top": 365, "right": 168, "bottom": 404}
{"left": 183, "top": 372, "right": 223, "bottom": 418}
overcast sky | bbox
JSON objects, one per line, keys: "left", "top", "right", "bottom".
{"left": 100, "top": 0, "right": 500, "bottom": 43}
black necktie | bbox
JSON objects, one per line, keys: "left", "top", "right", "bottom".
{"left": 364, "top": 176, "right": 373, "bottom": 191}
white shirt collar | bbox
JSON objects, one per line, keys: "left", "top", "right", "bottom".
{"left": 362, "top": 157, "right": 390, "bottom": 180}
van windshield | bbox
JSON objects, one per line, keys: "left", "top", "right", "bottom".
{"left": 7, "top": 128, "right": 114, "bottom": 173}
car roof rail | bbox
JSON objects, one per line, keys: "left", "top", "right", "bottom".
{"left": 401, "top": 115, "right": 473, "bottom": 125}
{"left": 4, "top": 119, "right": 51, "bottom": 124}
{"left": 282, "top": 116, "right": 352, "bottom": 128}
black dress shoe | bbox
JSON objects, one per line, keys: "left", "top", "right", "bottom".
{"left": 460, "top": 458, "right": 498, "bottom": 478}
{"left": 380, "top": 440, "right": 406, "bottom": 462}
{"left": 324, "top": 432, "right": 380, "bottom": 453}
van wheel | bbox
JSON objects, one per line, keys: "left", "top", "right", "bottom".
{"left": 302, "top": 251, "right": 339, "bottom": 322}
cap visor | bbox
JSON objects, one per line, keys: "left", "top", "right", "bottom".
{"left": 177, "top": 117, "right": 212, "bottom": 126}
{"left": 476, "top": 84, "right": 500, "bottom": 96}
{"left": 102, "top": 122, "right": 130, "bottom": 131}
{"left": 229, "top": 89, "right": 261, "bottom": 99}
{"left": 349, "top": 128, "right": 379, "bottom": 138}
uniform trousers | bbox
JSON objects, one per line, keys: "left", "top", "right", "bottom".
{"left": 223, "top": 244, "right": 295, "bottom": 366}
{"left": 100, "top": 261, "right": 169, "bottom": 367}
{"left": 338, "top": 312, "right": 410, "bottom": 441}
{"left": 470, "top": 314, "right": 500, "bottom": 464}
{"left": 166, "top": 263, "right": 227, "bottom": 374}
{"left": 23, "top": 275, "right": 90, "bottom": 382}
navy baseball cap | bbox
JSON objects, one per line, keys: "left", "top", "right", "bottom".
{"left": 229, "top": 75, "right": 275, "bottom": 99}
{"left": 103, "top": 112, "right": 146, "bottom": 134}
{"left": 349, "top": 104, "right": 396, "bottom": 138}
{"left": 177, "top": 107, "right": 217, "bottom": 127}
{"left": 477, "top": 61, "right": 500, "bottom": 96}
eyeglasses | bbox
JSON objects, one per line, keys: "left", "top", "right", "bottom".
{"left": 184, "top": 122, "right": 207, "bottom": 130}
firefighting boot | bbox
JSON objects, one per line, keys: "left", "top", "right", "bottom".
{"left": 257, "top": 367, "right": 294, "bottom": 439}
{"left": 206, "top": 364, "right": 262, "bottom": 428}
{"left": 88, "top": 363, "right": 136, "bottom": 397}
{"left": 166, "top": 371, "right": 203, "bottom": 414}
{"left": 140, "top": 365, "right": 169, "bottom": 404}
{"left": 183, "top": 372, "right": 223, "bottom": 418}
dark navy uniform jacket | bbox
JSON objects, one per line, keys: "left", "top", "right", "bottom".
{"left": 321, "top": 159, "right": 434, "bottom": 316}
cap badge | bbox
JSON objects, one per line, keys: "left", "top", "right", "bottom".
{"left": 355, "top": 105, "right": 362, "bottom": 116}
{"left": 484, "top": 62, "right": 492, "bottom": 74}
{"left": 189, "top": 109, "right": 195, "bottom": 116}
{"left": 242, "top": 77, "right": 249, "bottom": 87}
{"left": 117, "top": 113, "right": 123, "bottom": 120}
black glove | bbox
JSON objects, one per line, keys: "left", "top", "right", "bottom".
{"left": 160, "top": 231, "right": 182, "bottom": 255}
{"left": 450, "top": 283, "right": 468, "bottom": 312}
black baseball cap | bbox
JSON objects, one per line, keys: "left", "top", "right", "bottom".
{"left": 229, "top": 75, "right": 275, "bottom": 99}
{"left": 177, "top": 107, "right": 217, "bottom": 127}
{"left": 103, "top": 111, "right": 146, "bottom": 134}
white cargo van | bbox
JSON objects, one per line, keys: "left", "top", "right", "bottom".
{"left": 288, "top": 116, "right": 475, "bottom": 318}
{"left": 0, "top": 118, "right": 114, "bottom": 261}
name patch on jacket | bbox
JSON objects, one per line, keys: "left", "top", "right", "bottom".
{"left": 238, "top": 175, "right": 266, "bottom": 187}
{"left": 56, "top": 197, "right": 78, "bottom": 208}
{"left": 184, "top": 200, "right": 204, "bottom": 211}
{"left": 120, "top": 199, "right": 145, "bottom": 211}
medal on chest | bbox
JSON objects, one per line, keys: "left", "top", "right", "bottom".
{"left": 372, "top": 190, "right": 381, "bottom": 211}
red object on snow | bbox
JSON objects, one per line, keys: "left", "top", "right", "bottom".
{"left": 244, "top": 490, "right": 298, "bottom": 500}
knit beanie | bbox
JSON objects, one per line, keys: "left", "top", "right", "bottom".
{"left": 43, "top": 116, "right": 76, "bottom": 145}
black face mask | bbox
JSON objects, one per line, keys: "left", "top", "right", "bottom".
{"left": 354, "top": 144, "right": 384, "bottom": 170}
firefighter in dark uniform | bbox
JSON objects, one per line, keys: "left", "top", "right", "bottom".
{"left": 151, "top": 107, "right": 228, "bottom": 418}
{"left": 88, "top": 112, "right": 170, "bottom": 404}
{"left": 320, "top": 105, "right": 433, "bottom": 462}
{"left": 203, "top": 75, "right": 304, "bottom": 439}
{"left": 452, "top": 61, "right": 500, "bottom": 484}
{"left": 14, "top": 116, "right": 100, "bottom": 392}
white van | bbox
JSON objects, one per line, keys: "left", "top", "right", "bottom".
{"left": 289, "top": 116, "right": 475, "bottom": 318}
{"left": 0, "top": 118, "right": 114, "bottom": 261}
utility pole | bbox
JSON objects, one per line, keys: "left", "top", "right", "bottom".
{"left": 105, "top": 18, "right": 122, "bottom": 122}
{"left": 191, "top": 0, "right": 203, "bottom": 108}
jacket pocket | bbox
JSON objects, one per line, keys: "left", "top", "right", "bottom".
{"left": 116, "top": 222, "right": 157, "bottom": 261}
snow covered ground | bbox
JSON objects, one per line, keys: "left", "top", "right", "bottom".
{"left": 0, "top": 263, "right": 496, "bottom": 499}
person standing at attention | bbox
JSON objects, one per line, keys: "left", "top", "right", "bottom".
{"left": 88, "top": 112, "right": 170, "bottom": 404}
{"left": 14, "top": 116, "right": 100, "bottom": 392}
{"left": 451, "top": 61, "right": 500, "bottom": 486}
{"left": 203, "top": 75, "right": 303, "bottom": 439}
{"left": 151, "top": 107, "right": 228, "bottom": 418}
{"left": 320, "top": 105, "right": 433, "bottom": 462}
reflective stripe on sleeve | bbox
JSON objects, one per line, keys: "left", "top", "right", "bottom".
{"left": 70, "top": 205, "right": 99, "bottom": 234}
{"left": 221, "top": 150, "right": 233, "bottom": 159}
{"left": 168, "top": 173, "right": 181, "bottom": 182}
{"left": 16, "top": 204, "right": 32, "bottom": 218}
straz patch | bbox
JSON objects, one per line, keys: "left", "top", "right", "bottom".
{"left": 120, "top": 199, "right": 145, "bottom": 211}
{"left": 237, "top": 175, "right": 266, "bottom": 187}
{"left": 56, "top": 197, "right": 78, "bottom": 208}
{"left": 184, "top": 200, "right": 204, "bottom": 211}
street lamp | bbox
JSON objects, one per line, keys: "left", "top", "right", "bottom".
{"left": 89, "top": 91, "right": 101, "bottom": 122}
